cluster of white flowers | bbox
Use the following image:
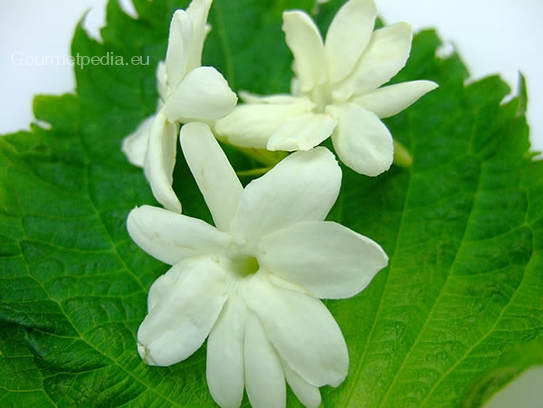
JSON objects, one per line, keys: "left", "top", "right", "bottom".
{"left": 122, "top": 0, "right": 436, "bottom": 407}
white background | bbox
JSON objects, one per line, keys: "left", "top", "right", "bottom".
{"left": 0, "top": 1, "right": 542, "bottom": 406}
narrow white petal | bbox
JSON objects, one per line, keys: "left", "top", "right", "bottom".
{"left": 266, "top": 112, "right": 337, "bottom": 151}
{"left": 143, "top": 112, "right": 181, "bottom": 212}
{"left": 352, "top": 80, "right": 439, "bottom": 118}
{"left": 282, "top": 362, "right": 322, "bottom": 408}
{"left": 163, "top": 66, "right": 237, "bottom": 122}
{"left": 185, "top": 0, "right": 213, "bottom": 73}
{"left": 330, "top": 103, "right": 393, "bottom": 176}
{"left": 137, "top": 258, "right": 227, "bottom": 366}
{"left": 242, "top": 276, "right": 349, "bottom": 387}
{"left": 334, "top": 22, "right": 413, "bottom": 100}
{"left": 215, "top": 97, "right": 315, "bottom": 149}
{"left": 325, "top": 0, "right": 377, "bottom": 84}
{"left": 207, "top": 298, "right": 247, "bottom": 408}
{"left": 230, "top": 147, "right": 341, "bottom": 251}
{"left": 122, "top": 115, "right": 155, "bottom": 167}
{"left": 165, "top": 10, "right": 193, "bottom": 90}
{"left": 282, "top": 11, "right": 327, "bottom": 92}
{"left": 180, "top": 122, "right": 243, "bottom": 232}
{"left": 258, "top": 221, "right": 388, "bottom": 299}
{"left": 244, "top": 311, "right": 286, "bottom": 408}
{"left": 127, "top": 205, "right": 232, "bottom": 265}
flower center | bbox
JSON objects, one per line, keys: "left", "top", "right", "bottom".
{"left": 309, "top": 82, "right": 333, "bottom": 113}
{"left": 231, "top": 255, "right": 260, "bottom": 277}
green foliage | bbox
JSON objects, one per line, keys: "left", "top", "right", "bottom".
{"left": 1, "top": 0, "right": 542, "bottom": 406}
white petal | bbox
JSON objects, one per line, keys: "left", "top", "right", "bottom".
{"left": 230, "top": 147, "right": 341, "bottom": 251}
{"left": 238, "top": 91, "right": 304, "bottom": 105}
{"left": 330, "top": 103, "right": 393, "bottom": 176}
{"left": 215, "top": 97, "right": 315, "bottom": 149}
{"left": 334, "top": 22, "right": 413, "bottom": 100}
{"left": 180, "top": 122, "right": 243, "bottom": 232}
{"left": 351, "top": 80, "right": 439, "bottom": 118}
{"left": 185, "top": 0, "right": 213, "bottom": 73}
{"left": 165, "top": 10, "right": 193, "bottom": 90}
{"left": 162, "top": 66, "right": 237, "bottom": 122}
{"left": 258, "top": 221, "right": 388, "bottom": 299}
{"left": 290, "top": 77, "right": 301, "bottom": 97}
{"left": 325, "top": 0, "right": 377, "bottom": 84}
{"left": 122, "top": 115, "right": 155, "bottom": 167}
{"left": 143, "top": 112, "right": 181, "bottom": 212}
{"left": 241, "top": 276, "right": 349, "bottom": 387}
{"left": 156, "top": 61, "right": 169, "bottom": 101}
{"left": 207, "top": 297, "right": 247, "bottom": 408}
{"left": 127, "top": 205, "right": 232, "bottom": 265}
{"left": 244, "top": 311, "right": 286, "bottom": 408}
{"left": 282, "top": 362, "right": 321, "bottom": 408}
{"left": 266, "top": 112, "right": 337, "bottom": 151}
{"left": 137, "top": 258, "right": 227, "bottom": 366}
{"left": 147, "top": 263, "right": 179, "bottom": 312}
{"left": 282, "top": 11, "right": 327, "bottom": 92}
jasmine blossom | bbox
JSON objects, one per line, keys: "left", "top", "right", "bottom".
{"left": 215, "top": 0, "right": 437, "bottom": 176}
{"left": 128, "top": 122, "right": 388, "bottom": 408}
{"left": 122, "top": 0, "right": 237, "bottom": 212}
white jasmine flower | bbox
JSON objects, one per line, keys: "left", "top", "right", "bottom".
{"left": 128, "top": 122, "right": 388, "bottom": 408}
{"left": 215, "top": 0, "right": 437, "bottom": 176}
{"left": 122, "top": 0, "right": 237, "bottom": 212}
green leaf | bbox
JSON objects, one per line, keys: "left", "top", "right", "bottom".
{"left": 1, "top": 0, "right": 542, "bottom": 407}
{"left": 461, "top": 338, "right": 543, "bottom": 406}
{"left": 322, "top": 31, "right": 543, "bottom": 406}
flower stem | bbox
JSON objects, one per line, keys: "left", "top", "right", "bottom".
{"left": 236, "top": 167, "right": 273, "bottom": 177}
{"left": 237, "top": 147, "right": 288, "bottom": 167}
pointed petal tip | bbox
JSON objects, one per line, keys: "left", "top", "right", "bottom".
{"left": 258, "top": 221, "right": 388, "bottom": 300}
{"left": 427, "top": 80, "right": 439, "bottom": 90}
{"left": 353, "top": 79, "right": 440, "bottom": 119}
{"left": 411, "top": 79, "right": 439, "bottom": 92}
